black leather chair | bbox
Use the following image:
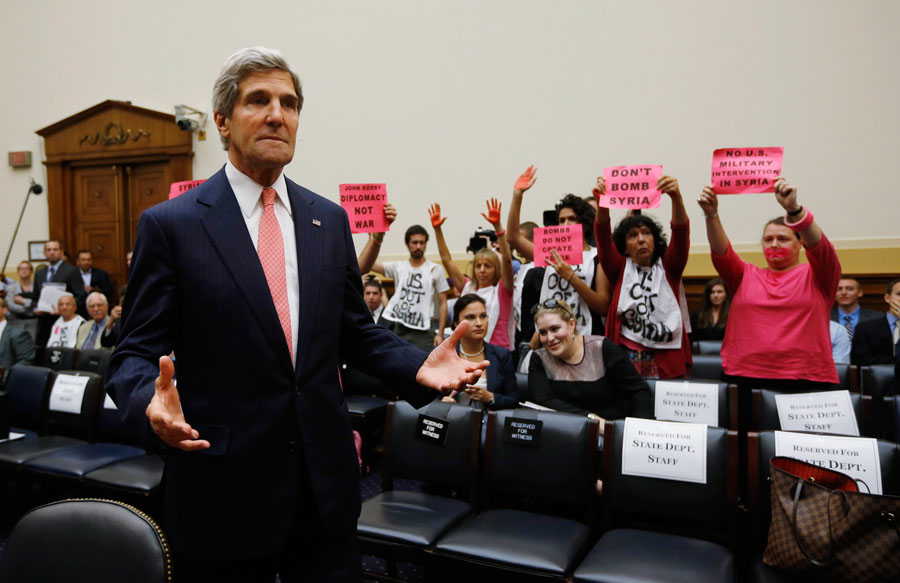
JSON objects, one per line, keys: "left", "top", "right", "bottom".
{"left": 345, "top": 394, "right": 389, "bottom": 472}
{"left": 572, "top": 420, "right": 738, "bottom": 583}
{"left": 82, "top": 453, "right": 164, "bottom": 514}
{"left": 0, "top": 498, "right": 171, "bottom": 582}
{"left": 75, "top": 348, "right": 113, "bottom": 376}
{"left": 689, "top": 354, "right": 723, "bottom": 381}
{"left": 3, "top": 364, "right": 53, "bottom": 440}
{"left": 357, "top": 400, "right": 481, "bottom": 581}
{"left": 834, "top": 363, "right": 857, "bottom": 392}
{"left": 646, "top": 379, "right": 736, "bottom": 429}
{"left": 746, "top": 430, "right": 900, "bottom": 582}
{"left": 38, "top": 346, "right": 79, "bottom": 371}
{"left": 860, "top": 364, "right": 895, "bottom": 397}
{"left": 431, "top": 409, "right": 600, "bottom": 582}
{"left": 696, "top": 340, "right": 723, "bottom": 355}
{"left": 751, "top": 388, "right": 864, "bottom": 435}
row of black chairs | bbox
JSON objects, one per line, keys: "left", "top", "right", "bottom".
{"left": 32, "top": 346, "right": 113, "bottom": 376}
{"left": 360, "top": 401, "right": 900, "bottom": 583}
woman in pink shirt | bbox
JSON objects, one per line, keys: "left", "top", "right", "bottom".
{"left": 697, "top": 177, "right": 841, "bottom": 391}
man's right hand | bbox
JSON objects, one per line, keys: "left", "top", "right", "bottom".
{"left": 146, "top": 355, "right": 210, "bottom": 452}
{"left": 514, "top": 165, "right": 537, "bottom": 194}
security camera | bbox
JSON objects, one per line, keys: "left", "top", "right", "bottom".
{"left": 174, "top": 105, "right": 208, "bottom": 136}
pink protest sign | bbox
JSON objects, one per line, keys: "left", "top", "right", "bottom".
{"left": 533, "top": 224, "right": 582, "bottom": 268}
{"left": 339, "top": 184, "right": 388, "bottom": 233}
{"left": 711, "top": 147, "right": 783, "bottom": 194}
{"left": 169, "top": 180, "right": 205, "bottom": 199}
{"left": 600, "top": 165, "right": 663, "bottom": 209}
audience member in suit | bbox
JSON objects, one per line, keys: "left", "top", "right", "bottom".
{"left": 851, "top": 278, "right": 900, "bottom": 365}
{"left": 106, "top": 47, "right": 486, "bottom": 583}
{"left": 33, "top": 240, "right": 86, "bottom": 345}
{"left": 690, "top": 277, "right": 730, "bottom": 341}
{"left": 46, "top": 293, "right": 84, "bottom": 348}
{"left": 362, "top": 278, "right": 390, "bottom": 327}
{"left": 76, "top": 292, "right": 111, "bottom": 350}
{"left": 830, "top": 276, "right": 882, "bottom": 338}
{"left": 0, "top": 298, "right": 35, "bottom": 367}
{"left": 100, "top": 302, "right": 123, "bottom": 348}
{"left": 76, "top": 249, "right": 114, "bottom": 301}
{"left": 6, "top": 261, "right": 36, "bottom": 320}
{"left": 441, "top": 294, "right": 518, "bottom": 410}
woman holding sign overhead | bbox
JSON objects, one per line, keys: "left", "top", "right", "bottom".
{"left": 593, "top": 174, "right": 692, "bottom": 379}
{"left": 696, "top": 177, "right": 840, "bottom": 390}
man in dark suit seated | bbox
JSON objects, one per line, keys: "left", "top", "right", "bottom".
{"left": 830, "top": 276, "right": 881, "bottom": 339}
{"left": 33, "top": 240, "right": 86, "bottom": 345}
{"left": 851, "top": 278, "right": 900, "bottom": 365}
{"left": 76, "top": 249, "right": 114, "bottom": 301}
{"left": 107, "top": 46, "right": 486, "bottom": 583}
{"left": 0, "top": 298, "right": 35, "bottom": 367}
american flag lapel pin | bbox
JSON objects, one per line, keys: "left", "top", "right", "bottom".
{"left": 312, "top": 219, "right": 321, "bottom": 227}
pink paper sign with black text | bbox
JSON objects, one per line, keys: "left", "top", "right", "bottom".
{"left": 169, "top": 180, "right": 205, "bottom": 199}
{"left": 600, "top": 165, "right": 663, "bottom": 209}
{"left": 339, "top": 184, "right": 388, "bottom": 233}
{"left": 533, "top": 224, "right": 582, "bottom": 268}
{"left": 711, "top": 147, "right": 783, "bottom": 194}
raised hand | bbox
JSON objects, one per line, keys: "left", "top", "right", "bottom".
{"left": 416, "top": 320, "right": 489, "bottom": 392}
{"left": 428, "top": 203, "right": 446, "bottom": 228}
{"left": 480, "top": 198, "right": 502, "bottom": 226}
{"left": 514, "top": 165, "right": 537, "bottom": 193}
{"left": 549, "top": 249, "right": 575, "bottom": 283}
{"left": 773, "top": 177, "right": 800, "bottom": 213}
{"left": 383, "top": 203, "right": 397, "bottom": 226}
{"left": 592, "top": 176, "right": 606, "bottom": 199}
{"left": 658, "top": 175, "right": 681, "bottom": 197}
{"left": 145, "top": 355, "right": 210, "bottom": 451}
{"left": 697, "top": 186, "right": 718, "bottom": 217}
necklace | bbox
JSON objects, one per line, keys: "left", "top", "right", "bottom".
{"left": 459, "top": 344, "right": 485, "bottom": 358}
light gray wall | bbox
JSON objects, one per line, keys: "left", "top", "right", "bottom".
{"left": 1, "top": 0, "right": 897, "bottom": 267}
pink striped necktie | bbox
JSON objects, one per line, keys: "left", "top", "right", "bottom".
{"left": 258, "top": 187, "right": 293, "bottom": 360}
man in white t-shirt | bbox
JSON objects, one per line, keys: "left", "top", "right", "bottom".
{"left": 46, "top": 292, "right": 85, "bottom": 348}
{"left": 370, "top": 224, "right": 450, "bottom": 351}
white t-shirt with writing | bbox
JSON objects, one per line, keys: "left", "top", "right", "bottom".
{"left": 382, "top": 261, "right": 449, "bottom": 331}
{"left": 47, "top": 315, "right": 86, "bottom": 348}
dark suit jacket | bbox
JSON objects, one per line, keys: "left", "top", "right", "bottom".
{"left": 33, "top": 261, "right": 86, "bottom": 314}
{"left": 482, "top": 343, "right": 518, "bottom": 409}
{"left": 830, "top": 306, "right": 883, "bottom": 328}
{"left": 851, "top": 315, "right": 894, "bottom": 365}
{"left": 106, "top": 167, "right": 433, "bottom": 560}
{"left": 0, "top": 323, "right": 35, "bottom": 368}
{"left": 84, "top": 267, "right": 114, "bottom": 300}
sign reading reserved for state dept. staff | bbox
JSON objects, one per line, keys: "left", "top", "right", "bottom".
{"left": 622, "top": 418, "right": 707, "bottom": 484}
{"left": 48, "top": 374, "right": 90, "bottom": 414}
{"left": 654, "top": 381, "right": 719, "bottom": 427}
{"left": 775, "top": 390, "right": 859, "bottom": 436}
{"left": 774, "top": 431, "right": 882, "bottom": 495}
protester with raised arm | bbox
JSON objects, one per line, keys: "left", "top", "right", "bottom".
{"left": 357, "top": 203, "right": 396, "bottom": 275}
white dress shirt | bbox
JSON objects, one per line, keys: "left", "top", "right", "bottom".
{"left": 226, "top": 161, "right": 300, "bottom": 365}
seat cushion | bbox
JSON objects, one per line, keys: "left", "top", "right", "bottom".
{"left": 83, "top": 454, "right": 165, "bottom": 493}
{"left": 434, "top": 508, "right": 590, "bottom": 576}
{"left": 358, "top": 490, "right": 471, "bottom": 547}
{"left": 573, "top": 529, "right": 733, "bottom": 583}
{"left": 24, "top": 443, "right": 145, "bottom": 478}
{"left": 0, "top": 435, "right": 86, "bottom": 466}
{"left": 345, "top": 396, "right": 389, "bottom": 416}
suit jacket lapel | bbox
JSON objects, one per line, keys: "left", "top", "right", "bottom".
{"left": 197, "top": 169, "right": 293, "bottom": 373}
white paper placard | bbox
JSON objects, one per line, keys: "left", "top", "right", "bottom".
{"left": 654, "top": 381, "right": 720, "bottom": 426}
{"left": 622, "top": 417, "right": 707, "bottom": 484}
{"left": 48, "top": 374, "right": 90, "bottom": 414}
{"left": 0, "top": 432, "right": 26, "bottom": 443}
{"left": 36, "top": 283, "right": 67, "bottom": 313}
{"left": 775, "top": 391, "right": 859, "bottom": 436}
{"left": 103, "top": 393, "right": 117, "bottom": 410}
{"left": 774, "top": 431, "right": 883, "bottom": 495}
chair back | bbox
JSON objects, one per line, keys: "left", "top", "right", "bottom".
{"left": 602, "top": 419, "right": 737, "bottom": 541}
{"left": 5, "top": 364, "right": 53, "bottom": 432}
{"left": 0, "top": 498, "right": 170, "bottom": 582}
{"left": 382, "top": 400, "right": 481, "bottom": 495}
{"left": 696, "top": 340, "right": 723, "bottom": 355}
{"left": 483, "top": 409, "right": 599, "bottom": 513}
{"left": 75, "top": 348, "right": 113, "bottom": 376}
{"left": 834, "top": 363, "right": 857, "bottom": 391}
{"left": 646, "top": 379, "right": 733, "bottom": 429}
{"left": 861, "top": 365, "right": 897, "bottom": 397}
{"left": 38, "top": 347, "right": 79, "bottom": 371}
{"left": 43, "top": 370, "right": 104, "bottom": 441}
{"left": 688, "top": 354, "right": 722, "bottom": 381}
{"left": 752, "top": 388, "right": 863, "bottom": 434}
{"left": 97, "top": 392, "right": 140, "bottom": 445}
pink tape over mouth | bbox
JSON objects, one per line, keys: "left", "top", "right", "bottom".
{"left": 764, "top": 247, "right": 792, "bottom": 260}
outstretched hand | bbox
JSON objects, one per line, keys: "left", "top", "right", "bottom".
{"left": 145, "top": 355, "right": 210, "bottom": 452}
{"left": 514, "top": 165, "right": 537, "bottom": 193}
{"left": 481, "top": 197, "right": 502, "bottom": 226}
{"left": 416, "top": 320, "right": 489, "bottom": 392}
{"left": 773, "top": 177, "right": 800, "bottom": 213}
{"left": 428, "top": 203, "right": 446, "bottom": 228}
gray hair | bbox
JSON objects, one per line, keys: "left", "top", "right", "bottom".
{"left": 212, "top": 47, "right": 303, "bottom": 150}
{"left": 86, "top": 291, "right": 108, "bottom": 306}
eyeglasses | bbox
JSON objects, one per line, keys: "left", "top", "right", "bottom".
{"left": 530, "top": 298, "right": 573, "bottom": 319}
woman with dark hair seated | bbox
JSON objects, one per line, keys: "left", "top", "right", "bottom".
{"left": 697, "top": 177, "right": 840, "bottom": 392}
{"left": 593, "top": 175, "right": 692, "bottom": 379}
{"left": 441, "top": 294, "right": 518, "bottom": 409}
{"left": 690, "top": 277, "right": 730, "bottom": 341}
{"left": 528, "top": 299, "right": 652, "bottom": 427}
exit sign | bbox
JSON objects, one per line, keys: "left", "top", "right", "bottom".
{"left": 8, "top": 151, "right": 32, "bottom": 168}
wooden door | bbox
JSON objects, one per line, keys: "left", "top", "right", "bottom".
{"left": 126, "top": 161, "right": 170, "bottom": 251}
{"left": 72, "top": 165, "right": 124, "bottom": 296}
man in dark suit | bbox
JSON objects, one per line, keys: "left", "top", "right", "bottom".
{"left": 0, "top": 298, "right": 35, "bottom": 368}
{"left": 851, "top": 278, "right": 900, "bottom": 365}
{"left": 76, "top": 249, "right": 114, "bottom": 301}
{"left": 363, "top": 278, "right": 390, "bottom": 328}
{"left": 106, "top": 47, "right": 485, "bottom": 582}
{"left": 32, "top": 239, "right": 86, "bottom": 345}
{"left": 830, "top": 276, "right": 881, "bottom": 338}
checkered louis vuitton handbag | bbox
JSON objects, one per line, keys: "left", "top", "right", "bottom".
{"left": 763, "top": 456, "right": 900, "bottom": 582}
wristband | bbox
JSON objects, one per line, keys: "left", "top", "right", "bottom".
{"left": 704, "top": 212, "right": 718, "bottom": 220}
{"left": 494, "top": 229, "right": 506, "bottom": 237}
{"left": 372, "top": 234, "right": 384, "bottom": 243}
{"left": 787, "top": 205, "right": 804, "bottom": 217}
{"left": 784, "top": 207, "right": 814, "bottom": 232}
{"left": 567, "top": 272, "right": 576, "bottom": 284}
